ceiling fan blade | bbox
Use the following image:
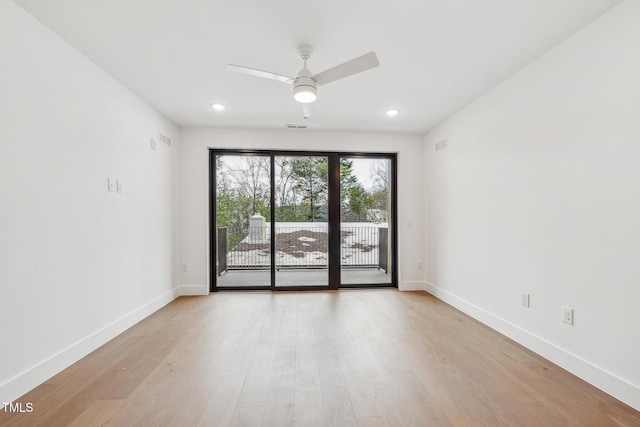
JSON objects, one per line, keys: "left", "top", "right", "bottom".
{"left": 226, "top": 64, "right": 294, "bottom": 84}
{"left": 302, "top": 103, "right": 312, "bottom": 119}
{"left": 312, "top": 52, "right": 379, "bottom": 86}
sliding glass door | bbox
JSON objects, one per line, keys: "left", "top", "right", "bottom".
{"left": 214, "top": 154, "right": 271, "bottom": 288}
{"left": 210, "top": 150, "right": 396, "bottom": 291}
{"left": 274, "top": 155, "right": 329, "bottom": 287}
{"left": 340, "top": 157, "right": 393, "bottom": 285}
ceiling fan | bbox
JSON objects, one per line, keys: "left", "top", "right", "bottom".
{"left": 226, "top": 46, "right": 380, "bottom": 118}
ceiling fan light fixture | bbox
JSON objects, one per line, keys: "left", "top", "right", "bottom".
{"left": 227, "top": 48, "right": 379, "bottom": 114}
{"left": 211, "top": 103, "right": 226, "bottom": 111}
{"left": 293, "top": 84, "right": 317, "bottom": 103}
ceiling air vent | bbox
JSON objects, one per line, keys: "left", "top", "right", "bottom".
{"left": 158, "top": 131, "right": 172, "bottom": 146}
{"left": 435, "top": 138, "right": 448, "bottom": 152}
{"left": 285, "top": 124, "right": 307, "bottom": 129}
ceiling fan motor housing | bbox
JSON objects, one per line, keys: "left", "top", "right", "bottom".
{"left": 293, "top": 76, "right": 317, "bottom": 103}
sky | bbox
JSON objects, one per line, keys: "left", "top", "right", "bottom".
{"left": 217, "top": 155, "right": 388, "bottom": 191}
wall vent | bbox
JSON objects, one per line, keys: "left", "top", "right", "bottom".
{"left": 285, "top": 124, "right": 307, "bottom": 129}
{"left": 435, "top": 137, "right": 448, "bottom": 152}
{"left": 158, "top": 131, "right": 172, "bottom": 146}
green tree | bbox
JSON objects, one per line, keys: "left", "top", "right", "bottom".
{"left": 346, "top": 183, "right": 369, "bottom": 220}
{"left": 291, "top": 157, "right": 328, "bottom": 221}
{"left": 338, "top": 159, "right": 358, "bottom": 212}
{"left": 215, "top": 169, "right": 236, "bottom": 227}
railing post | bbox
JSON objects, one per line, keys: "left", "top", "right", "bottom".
{"left": 217, "top": 227, "right": 228, "bottom": 275}
{"left": 378, "top": 227, "right": 389, "bottom": 273}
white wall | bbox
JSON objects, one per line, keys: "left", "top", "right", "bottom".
{"left": 179, "top": 128, "right": 424, "bottom": 293}
{"left": 424, "top": 0, "right": 640, "bottom": 410}
{"left": 0, "top": 1, "right": 180, "bottom": 403}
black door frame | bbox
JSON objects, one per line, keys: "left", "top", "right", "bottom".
{"left": 209, "top": 149, "right": 398, "bottom": 292}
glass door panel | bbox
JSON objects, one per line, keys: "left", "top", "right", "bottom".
{"left": 274, "top": 155, "right": 329, "bottom": 287}
{"left": 340, "top": 157, "right": 393, "bottom": 285}
{"left": 211, "top": 150, "right": 396, "bottom": 291}
{"left": 215, "top": 154, "right": 271, "bottom": 288}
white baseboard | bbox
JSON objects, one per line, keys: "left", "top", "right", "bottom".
{"left": 178, "top": 284, "right": 208, "bottom": 296}
{"left": 400, "top": 280, "right": 426, "bottom": 291}
{"left": 0, "top": 287, "right": 181, "bottom": 404}
{"left": 424, "top": 282, "right": 640, "bottom": 411}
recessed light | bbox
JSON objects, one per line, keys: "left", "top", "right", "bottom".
{"left": 385, "top": 108, "right": 399, "bottom": 117}
{"left": 211, "top": 103, "right": 226, "bottom": 111}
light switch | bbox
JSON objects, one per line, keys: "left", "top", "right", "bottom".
{"left": 108, "top": 178, "right": 116, "bottom": 192}
{"left": 117, "top": 180, "right": 124, "bottom": 193}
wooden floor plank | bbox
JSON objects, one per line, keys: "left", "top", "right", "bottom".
{"left": 66, "top": 399, "right": 125, "bottom": 427}
{"left": 261, "top": 304, "right": 296, "bottom": 426}
{"left": 1, "top": 290, "right": 638, "bottom": 427}
{"left": 236, "top": 298, "right": 282, "bottom": 408}
{"left": 313, "top": 315, "right": 360, "bottom": 426}
{"left": 229, "top": 406, "right": 264, "bottom": 427}
{"left": 293, "top": 299, "right": 325, "bottom": 427}
{"left": 357, "top": 415, "right": 389, "bottom": 427}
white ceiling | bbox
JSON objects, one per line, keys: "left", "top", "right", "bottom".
{"left": 15, "top": 0, "right": 620, "bottom": 134}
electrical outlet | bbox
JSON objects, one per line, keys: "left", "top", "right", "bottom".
{"left": 417, "top": 262, "right": 424, "bottom": 270}
{"left": 181, "top": 264, "right": 188, "bottom": 273}
{"left": 562, "top": 306, "right": 574, "bottom": 325}
{"left": 521, "top": 293, "right": 530, "bottom": 308}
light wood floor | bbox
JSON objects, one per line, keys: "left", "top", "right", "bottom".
{"left": 1, "top": 290, "right": 638, "bottom": 426}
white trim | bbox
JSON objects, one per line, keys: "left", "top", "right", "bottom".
{"left": 424, "top": 281, "right": 640, "bottom": 411}
{"left": 0, "top": 287, "right": 180, "bottom": 404}
{"left": 179, "top": 284, "right": 208, "bottom": 296}
{"left": 400, "top": 280, "right": 426, "bottom": 291}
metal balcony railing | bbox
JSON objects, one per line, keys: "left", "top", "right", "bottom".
{"left": 217, "top": 225, "right": 388, "bottom": 273}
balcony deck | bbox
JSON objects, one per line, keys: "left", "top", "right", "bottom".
{"left": 217, "top": 268, "right": 391, "bottom": 287}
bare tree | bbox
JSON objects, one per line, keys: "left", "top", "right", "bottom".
{"left": 275, "top": 157, "right": 297, "bottom": 219}
{"left": 228, "top": 157, "right": 269, "bottom": 214}
{"left": 370, "top": 159, "right": 389, "bottom": 193}
{"left": 218, "top": 156, "right": 271, "bottom": 226}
